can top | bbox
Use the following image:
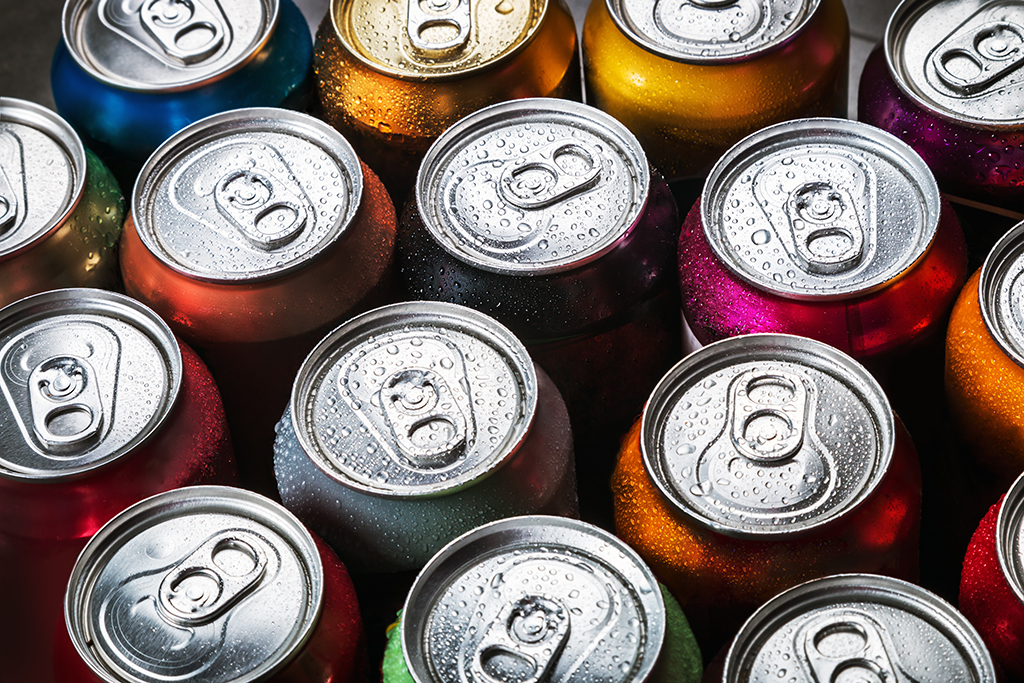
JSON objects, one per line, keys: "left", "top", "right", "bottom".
{"left": 402, "top": 516, "right": 666, "bottom": 683}
{"left": 290, "top": 301, "right": 537, "bottom": 497}
{"left": 606, "top": 0, "right": 819, "bottom": 63}
{"left": 887, "top": 0, "right": 1024, "bottom": 128}
{"left": 997, "top": 470, "right": 1024, "bottom": 608}
{"left": 65, "top": 486, "right": 323, "bottom": 683}
{"left": 723, "top": 574, "right": 995, "bottom": 682}
{"left": 703, "top": 118, "right": 940, "bottom": 300}
{"left": 0, "top": 289, "right": 182, "bottom": 480}
{"left": 333, "top": 0, "right": 547, "bottom": 78}
{"left": 417, "top": 99, "right": 650, "bottom": 275}
{"left": 642, "top": 334, "right": 893, "bottom": 537}
{"left": 0, "top": 98, "right": 86, "bottom": 260}
{"left": 134, "top": 108, "right": 364, "bottom": 283}
{"left": 978, "top": 219, "right": 1024, "bottom": 366}
{"left": 62, "top": 0, "right": 279, "bottom": 92}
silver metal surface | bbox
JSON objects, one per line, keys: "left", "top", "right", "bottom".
{"left": 724, "top": 574, "right": 996, "bottom": 683}
{"left": 997, "top": 469, "right": 1024, "bottom": 607}
{"left": 402, "top": 516, "right": 665, "bottom": 683}
{"left": 703, "top": 118, "right": 940, "bottom": 300}
{"left": 641, "top": 334, "right": 893, "bottom": 537}
{"left": 134, "top": 107, "right": 363, "bottom": 282}
{"left": 978, "top": 219, "right": 1024, "bottom": 367}
{"left": 417, "top": 98, "right": 649, "bottom": 274}
{"left": 0, "top": 289, "right": 181, "bottom": 479}
{"left": 65, "top": 486, "right": 323, "bottom": 683}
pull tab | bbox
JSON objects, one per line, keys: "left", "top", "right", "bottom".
{"left": 729, "top": 370, "right": 807, "bottom": 463}
{"left": 785, "top": 181, "right": 864, "bottom": 275}
{"left": 803, "top": 613, "right": 904, "bottom": 683}
{"left": 157, "top": 531, "right": 269, "bottom": 627}
{"left": 471, "top": 596, "right": 570, "bottom": 683}
{"left": 498, "top": 141, "right": 602, "bottom": 210}
{"left": 29, "top": 356, "right": 104, "bottom": 453}
{"left": 214, "top": 169, "right": 309, "bottom": 251}
{"left": 932, "top": 20, "right": 1024, "bottom": 95}
{"left": 0, "top": 165, "right": 18, "bottom": 235}
{"left": 687, "top": 0, "right": 738, "bottom": 8}
{"left": 140, "top": 0, "right": 227, "bottom": 65}
{"left": 381, "top": 368, "right": 468, "bottom": 467}
{"left": 407, "top": 0, "right": 471, "bottom": 55}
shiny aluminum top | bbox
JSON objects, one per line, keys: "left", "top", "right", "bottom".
{"left": 402, "top": 516, "right": 665, "bottom": 683}
{"left": 997, "top": 470, "right": 1024, "bottom": 607}
{"left": 642, "top": 334, "right": 893, "bottom": 537}
{"left": 887, "top": 0, "right": 1024, "bottom": 127}
{"left": 722, "top": 574, "right": 996, "bottom": 683}
{"left": 0, "top": 289, "right": 181, "bottom": 480}
{"left": 290, "top": 301, "right": 536, "bottom": 497}
{"left": 607, "top": 0, "right": 819, "bottom": 63}
{"left": 417, "top": 99, "right": 649, "bottom": 275}
{"left": 65, "top": 486, "right": 323, "bottom": 683}
{"left": 134, "top": 107, "right": 363, "bottom": 282}
{"left": 333, "top": 0, "right": 547, "bottom": 78}
{"left": 63, "top": 0, "right": 278, "bottom": 91}
{"left": 0, "top": 98, "right": 85, "bottom": 259}
{"left": 703, "top": 118, "right": 940, "bottom": 300}
{"left": 978, "top": 219, "right": 1024, "bottom": 367}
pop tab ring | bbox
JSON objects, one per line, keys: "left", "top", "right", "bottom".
{"left": 98, "top": 0, "right": 229, "bottom": 67}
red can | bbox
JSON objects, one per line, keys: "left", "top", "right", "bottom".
{"left": 0, "top": 289, "right": 236, "bottom": 683}
{"left": 55, "top": 486, "right": 366, "bottom": 683}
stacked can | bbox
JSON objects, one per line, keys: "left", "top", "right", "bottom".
{"left": 0, "top": 289, "right": 236, "bottom": 683}
{"left": 121, "top": 107, "right": 397, "bottom": 495}
{"left": 56, "top": 486, "right": 366, "bottom": 683}
{"left": 52, "top": 0, "right": 313, "bottom": 185}
{"left": 389, "top": 516, "right": 703, "bottom": 683}
{"left": 313, "top": 0, "right": 580, "bottom": 198}
{"left": 0, "top": 98, "right": 124, "bottom": 307}
{"left": 715, "top": 574, "right": 996, "bottom": 683}
{"left": 678, "top": 118, "right": 966, "bottom": 365}
{"left": 614, "top": 334, "right": 921, "bottom": 652}
{"left": 859, "top": 0, "right": 1024, "bottom": 213}
{"left": 399, "top": 98, "right": 681, "bottom": 523}
{"left": 582, "top": 0, "right": 849, "bottom": 182}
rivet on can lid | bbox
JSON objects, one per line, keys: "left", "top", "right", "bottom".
{"left": 62, "top": 0, "right": 279, "bottom": 91}
{"left": 641, "top": 334, "right": 894, "bottom": 537}
{"left": 417, "top": 98, "right": 650, "bottom": 275}
{"left": 291, "top": 301, "right": 537, "bottom": 496}
{"left": 0, "top": 289, "right": 182, "bottom": 480}
{"left": 886, "top": 0, "right": 1024, "bottom": 127}
{"left": 702, "top": 118, "right": 940, "bottom": 300}
{"left": 402, "top": 516, "right": 666, "bottom": 683}
{"left": 134, "top": 107, "right": 363, "bottom": 282}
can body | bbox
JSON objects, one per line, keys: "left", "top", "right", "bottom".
{"left": 582, "top": 0, "right": 849, "bottom": 181}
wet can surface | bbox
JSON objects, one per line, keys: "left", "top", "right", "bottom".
{"left": 719, "top": 574, "right": 995, "bottom": 683}
{"left": 0, "top": 98, "right": 124, "bottom": 307}
{"left": 121, "top": 107, "right": 397, "bottom": 495}
{"left": 582, "top": 0, "right": 849, "bottom": 182}
{"left": 56, "top": 485, "right": 365, "bottom": 683}
{"left": 393, "top": 516, "right": 702, "bottom": 683}
{"left": 52, "top": 0, "right": 313, "bottom": 183}
{"left": 0, "top": 289, "right": 235, "bottom": 683}
{"left": 314, "top": 0, "right": 580, "bottom": 199}
{"left": 859, "top": 0, "right": 1024, "bottom": 211}
{"left": 679, "top": 118, "right": 966, "bottom": 364}
{"left": 274, "top": 301, "right": 577, "bottom": 574}
{"left": 613, "top": 334, "right": 921, "bottom": 653}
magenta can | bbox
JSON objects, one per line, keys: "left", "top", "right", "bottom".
{"left": 858, "top": 0, "right": 1024, "bottom": 211}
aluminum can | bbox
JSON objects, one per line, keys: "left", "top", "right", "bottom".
{"left": 858, "top": 0, "right": 1024, "bottom": 211}
{"left": 52, "top": 0, "right": 313, "bottom": 185}
{"left": 313, "top": 0, "right": 580, "bottom": 199}
{"left": 582, "top": 0, "right": 848, "bottom": 182}
{"left": 678, "top": 118, "right": 966, "bottom": 364}
{"left": 0, "top": 288, "right": 236, "bottom": 683}
{"left": 714, "top": 574, "right": 995, "bottom": 683}
{"left": 613, "top": 334, "right": 922, "bottom": 653}
{"left": 274, "top": 301, "right": 577, "bottom": 574}
{"left": 121, "top": 107, "right": 397, "bottom": 496}
{"left": 392, "top": 516, "right": 702, "bottom": 683}
{"left": 55, "top": 485, "right": 365, "bottom": 683}
{"left": 0, "top": 98, "right": 124, "bottom": 307}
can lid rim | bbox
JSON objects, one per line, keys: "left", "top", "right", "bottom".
{"left": 978, "top": 218, "right": 1024, "bottom": 367}
{"left": 997, "top": 470, "right": 1024, "bottom": 606}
